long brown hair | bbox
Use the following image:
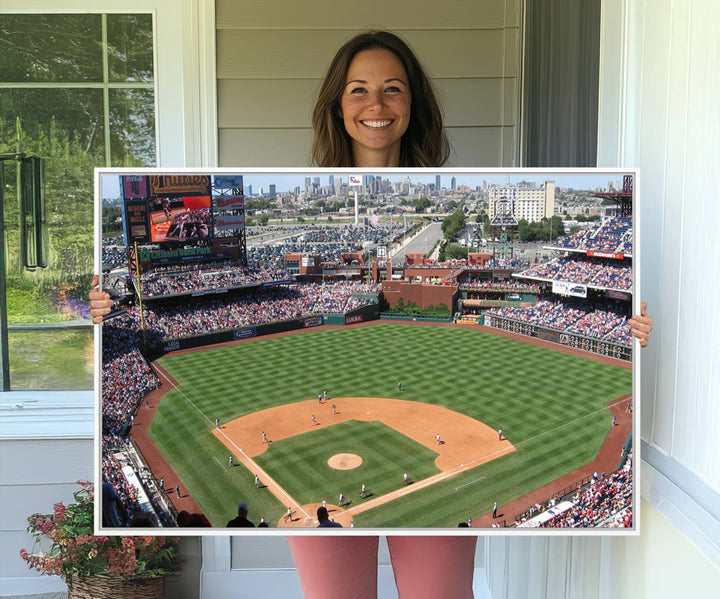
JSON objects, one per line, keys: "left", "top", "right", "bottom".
{"left": 311, "top": 31, "right": 449, "bottom": 168}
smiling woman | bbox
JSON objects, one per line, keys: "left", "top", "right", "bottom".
{"left": 340, "top": 48, "right": 412, "bottom": 167}
{"left": 311, "top": 30, "right": 449, "bottom": 168}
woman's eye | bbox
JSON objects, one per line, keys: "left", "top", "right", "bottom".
{"left": 349, "top": 87, "right": 367, "bottom": 94}
{"left": 385, "top": 86, "right": 402, "bottom": 93}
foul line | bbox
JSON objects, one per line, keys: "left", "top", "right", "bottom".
{"left": 156, "top": 366, "right": 311, "bottom": 522}
{"left": 156, "top": 367, "right": 213, "bottom": 426}
{"left": 216, "top": 431, "right": 312, "bottom": 523}
{"left": 455, "top": 476, "right": 486, "bottom": 491}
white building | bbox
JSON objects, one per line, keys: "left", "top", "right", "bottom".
{"left": 487, "top": 181, "right": 555, "bottom": 222}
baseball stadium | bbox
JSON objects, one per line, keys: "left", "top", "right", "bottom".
{"left": 99, "top": 171, "right": 634, "bottom": 531}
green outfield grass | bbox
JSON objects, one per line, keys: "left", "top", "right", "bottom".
{"left": 147, "top": 323, "right": 632, "bottom": 527}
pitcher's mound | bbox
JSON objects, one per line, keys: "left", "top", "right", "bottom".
{"left": 328, "top": 453, "right": 362, "bottom": 470}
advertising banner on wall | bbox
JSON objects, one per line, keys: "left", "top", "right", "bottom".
{"left": 215, "top": 195, "right": 244, "bottom": 210}
{"left": 215, "top": 214, "right": 245, "bottom": 230}
{"left": 552, "top": 280, "right": 588, "bottom": 298}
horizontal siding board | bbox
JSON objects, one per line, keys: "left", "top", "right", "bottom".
{"left": 216, "top": 0, "right": 512, "bottom": 30}
{"left": 218, "top": 78, "right": 515, "bottom": 128}
{"left": 218, "top": 79, "right": 319, "bottom": 128}
{"left": 0, "top": 482, "right": 84, "bottom": 530}
{"left": 0, "top": 439, "right": 93, "bottom": 485}
{"left": 219, "top": 129, "right": 314, "bottom": 167}
{"left": 217, "top": 30, "right": 509, "bottom": 79}
{"left": 446, "top": 126, "right": 506, "bottom": 167}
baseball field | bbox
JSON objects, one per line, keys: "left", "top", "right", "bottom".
{"left": 145, "top": 322, "right": 632, "bottom": 528}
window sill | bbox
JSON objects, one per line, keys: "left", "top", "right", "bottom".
{"left": 641, "top": 440, "right": 720, "bottom": 567}
{"left": 0, "top": 391, "right": 94, "bottom": 440}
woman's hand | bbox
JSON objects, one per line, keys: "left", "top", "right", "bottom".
{"left": 629, "top": 301, "right": 653, "bottom": 348}
{"left": 89, "top": 274, "right": 113, "bottom": 324}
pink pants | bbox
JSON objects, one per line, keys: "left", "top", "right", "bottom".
{"left": 287, "top": 535, "right": 477, "bottom": 599}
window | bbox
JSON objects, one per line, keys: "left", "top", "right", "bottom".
{"left": 0, "top": 13, "right": 156, "bottom": 389}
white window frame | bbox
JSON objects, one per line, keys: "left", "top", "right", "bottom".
{"left": 0, "top": 5, "right": 216, "bottom": 593}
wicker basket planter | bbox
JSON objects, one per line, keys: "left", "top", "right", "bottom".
{"left": 67, "top": 575, "right": 165, "bottom": 599}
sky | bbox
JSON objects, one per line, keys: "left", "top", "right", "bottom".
{"left": 100, "top": 169, "right": 631, "bottom": 200}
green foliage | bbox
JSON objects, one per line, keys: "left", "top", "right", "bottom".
{"left": 517, "top": 216, "right": 566, "bottom": 242}
{"left": 443, "top": 244, "right": 469, "bottom": 261}
{"left": 440, "top": 209, "right": 466, "bottom": 241}
{"left": 389, "top": 300, "right": 449, "bottom": 316}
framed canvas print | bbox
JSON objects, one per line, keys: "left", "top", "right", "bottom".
{"left": 95, "top": 167, "right": 638, "bottom": 536}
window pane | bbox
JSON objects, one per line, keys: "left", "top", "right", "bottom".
{"left": 0, "top": 14, "right": 102, "bottom": 82}
{"left": 107, "top": 14, "right": 154, "bottom": 83}
{"left": 8, "top": 330, "right": 94, "bottom": 390}
{"left": 0, "top": 12, "right": 156, "bottom": 390}
{"left": 0, "top": 89, "right": 106, "bottom": 161}
{"left": 109, "top": 89, "right": 157, "bottom": 166}
{"left": 1, "top": 89, "right": 101, "bottom": 389}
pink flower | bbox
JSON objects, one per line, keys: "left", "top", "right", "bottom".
{"left": 34, "top": 518, "right": 53, "bottom": 535}
{"left": 121, "top": 537, "right": 135, "bottom": 550}
{"left": 53, "top": 503, "right": 66, "bottom": 522}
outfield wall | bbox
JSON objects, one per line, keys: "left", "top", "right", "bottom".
{"left": 484, "top": 314, "right": 631, "bottom": 361}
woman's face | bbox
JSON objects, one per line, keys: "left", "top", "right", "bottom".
{"left": 340, "top": 48, "right": 411, "bottom": 167}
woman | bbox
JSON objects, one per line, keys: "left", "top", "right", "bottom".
{"left": 90, "top": 30, "right": 652, "bottom": 598}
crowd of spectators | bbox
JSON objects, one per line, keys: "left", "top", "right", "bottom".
{"left": 516, "top": 257, "right": 632, "bottom": 291}
{"left": 487, "top": 298, "right": 632, "bottom": 345}
{"left": 540, "top": 456, "right": 633, "bottom": 528}
{"left": 141, "top": 282, "right": 379, "bottom": 339}
{"left": 102, "top": 314, "right": 160, "bottom": 435}
{"left": 554, "top": 217, "right": 633, "bottom": 254}
{"left": 459, "top": 279, "right": 541, "bottom": 292}
{"left": 102, "top": 435, "right": 142, "bottom": 523}
{"left": 138, "top": 260, "right": 290, "bottom": 297}
{"left": 102, "top": 236, "right": 128, "bottom": 270}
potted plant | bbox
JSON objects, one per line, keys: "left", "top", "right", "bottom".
{"left": 20, "top": 480, "right": 182, "bottom": 599}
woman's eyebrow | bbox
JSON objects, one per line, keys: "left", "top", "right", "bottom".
{"left": 344, "top": 78, "right": 407, "bottom": 85}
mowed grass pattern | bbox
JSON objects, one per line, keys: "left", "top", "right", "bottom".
{"left": 254, "top": 420, "right": 441, "bottom": 506}
{"left": 148, "top": 323, "right": 631, "bottom": 527}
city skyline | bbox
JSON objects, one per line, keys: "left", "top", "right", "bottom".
{"left": 101, "top": 170, "right": 630, "bottom": 200}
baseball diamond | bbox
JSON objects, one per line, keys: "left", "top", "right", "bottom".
{"left": 132, "top": 321, "right": 632, "bottom": 528}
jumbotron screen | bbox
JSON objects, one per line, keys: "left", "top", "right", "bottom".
{"left": 118, "top": 174, "right": 243, "bottom": 246}
{"left": 149, "top": 195, "right": 213, "bottom": 242}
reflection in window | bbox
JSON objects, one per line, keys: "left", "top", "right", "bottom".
{"left": 0, "top": 13, "right": 156, "bottom": 390}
